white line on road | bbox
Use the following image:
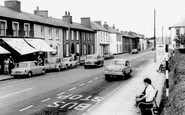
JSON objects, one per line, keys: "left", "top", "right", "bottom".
{"left": 79, "top": 83, "right": 85, "bottom": 86}
{"left": 68, "top": 87, "right": 76, "bottom": 91}
{"left": 94, "top": 77, "right": 99, "bottom": 80}
{"left": 0, "top": 87, "right": 34, "bottom": 99}
{"left": 88, "top": 80, "right": 92, "bottom": 83}
{"left": 57, "top": 92, "right": 65, "bottom": 96}
{"left": 100, "top": 75, "right": 104, "bottom": 78}
{"left": 41, "top": 98, "right": 51, "bottom": 102}
{"left": 19, "top": 105, "right": 33, "bottom": 112}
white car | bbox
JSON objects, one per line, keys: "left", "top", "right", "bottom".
{"left": 11, "top": 61, "right": 46, "bottom": 78}
{"left": 45, "top": 58, "right": 67, "bottom": 72}
{"left": 104, "top": 59, "right": 132, "bottom": 81}
{"left": 62, "top": 57, "right": 78, "bottom": 69}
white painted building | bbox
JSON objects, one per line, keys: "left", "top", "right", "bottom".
{"left": 91, "top": 21, "right": 110, "bottom": 56}
{"left": 169, "top": 18, "right": 185, "bottom": 49}
{"left": 139, "top": 38, "right": 147, "bottom": 50}
{"left": 108, "top": 25, "right": 122, "bottom": 54}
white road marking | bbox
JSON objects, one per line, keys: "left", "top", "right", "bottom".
{"left": 19, "top": 105, "right": 33, "bottom": 112}
{"left": 68, "top": 87, "right": 76, "bottom": 91}
{"left": 79, "top": 83, "right": 85, "bottom": 86}
{"left": 100, "top": 76, "right": 104, "bottom": 78}
{"left": 94, "top": 77, "right": 99, "bottom": 80}
{"left": 57, "top": 92, "right": 65, "bottom": 96}
{"left": 41, "top": 98, "right": 51, "bottom": 102}
{"left": 0, "top": 87, "right": 34, "bottom": 99}
{"left": 88, "top": 80, "right": 92, "bottom": 83}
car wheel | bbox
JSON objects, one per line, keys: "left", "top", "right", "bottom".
{"left": 105, "top": 75, "right": 111, "bottom": 82}
{"left": 28, "top": 72, "right": 32, "bottom": 78}
{"left": 57, "top": 66, "right": 61, "bottom": 72}
{"left": 42, "top": 69, "right": 46, "bottom": 75}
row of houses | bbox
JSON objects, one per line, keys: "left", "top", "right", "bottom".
{"left": 0, "top": 0, "right": 146, "bottom": 63}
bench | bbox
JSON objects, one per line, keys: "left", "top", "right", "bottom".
{"left": 138, "top": 90, "right": 159, "bottom": 115}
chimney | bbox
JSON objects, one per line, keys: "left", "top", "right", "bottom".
{"left": 81, "top": 17, "right": 91, "bottom": 28}
{"left": 112, "top": 24, "right": 115, "bottom": 29}
{"left": 62, "top": 11, "right": 72, "bottom": 23}
{"left": 103, "top": 22, "right": 109, "bottom": 30}
{"left": 95, "top": 21, "right": 101, "bottom": 25}
{"left": 34, "top": 7, "right": 48, "bottom": 18}
{"left": 4, "top": 0, "right": 21, "bottom": 12}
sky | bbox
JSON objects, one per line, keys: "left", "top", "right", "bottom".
{"left": 1, "top": 0, "right": 185, "bottom": 38}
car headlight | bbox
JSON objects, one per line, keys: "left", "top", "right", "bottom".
{"left": 24, "top": 70, "right": 27, "bottom": 74}
{"left": 119, "top": 68, "right": 123, "bottom": 72}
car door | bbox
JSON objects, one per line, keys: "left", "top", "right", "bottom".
{"left": 30, "top": 62, "right": 38, "bottom": 75}
{"left": 125, "top": 61, "right": 130, "bottom": 73}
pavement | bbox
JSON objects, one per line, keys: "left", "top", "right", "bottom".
{"left": 84, "top": 60, "right": 165, "bottom": 115}
{"left": 0, "top": 74, "right": 13, "bottom": 81}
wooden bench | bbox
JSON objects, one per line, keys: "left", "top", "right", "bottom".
{"left": 138, "top": 90, "right": 159, "bottom": 115}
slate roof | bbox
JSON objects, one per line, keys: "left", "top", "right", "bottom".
{"left": 0, "top": 5, "right": 94, "bottom": 32}
{"left": 108, "top": 26, "right": 120, "bottom": 34}
{"left": 90, "top": 21, "right": 110, "bottom": 32}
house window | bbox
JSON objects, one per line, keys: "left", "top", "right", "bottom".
{"left": 66, "top": 30, "right": 69, "bottom": 40}
{"left": 76, "top": 43, "right": 79, "bottom": 53}
{"left": 24, "top": 23, "right": 30, "bottom": 37}
{"left": 71, "top": 30, "right": 74, "bottom": 40}
{"left": 63, "top": 29, "right": 66, "bottom": 40}
{"left": 12, "top": 22, "right": 19, "bottom": 37}
{"left": 66, "top": 44, "right": 69, "bottom": 56}
{"left": 0, "top": 20, "right": 7, "bottom": 36}
{"left": 91, "top": 44, "right": 94, "bottom": 54}
{"left": 41, "top": 26, "right": 44, "bottom": 38}
{"left": 76, "top": 31, "right": 79, "bottom": 40}
{"left": 56, "top": 29, "right": 59, "bottom": 40}
{"left": 176, "top": 28, "right": 180, "bottom": 36}
{"left": 49, "top": 28, "right": 52, "bottom": 40}
{"left": 84, "top": 44, "right": 87, "bottom": 54}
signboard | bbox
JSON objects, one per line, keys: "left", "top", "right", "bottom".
{"left": 156, "top": 44, "right": 165, "bottom": 62}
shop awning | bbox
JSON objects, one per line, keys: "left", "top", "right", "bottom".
{"left": 25, "top": 39, "right": 56, "bottom": 52}
{"left": 2, "top": 38, "right": 39, "bottom": 55}
{"left": 0, "top": 46, "right": 10, "bottom": 54}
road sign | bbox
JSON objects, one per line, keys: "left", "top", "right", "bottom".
{"left": 156, "top": 44, "right": 165, "bottom": 62}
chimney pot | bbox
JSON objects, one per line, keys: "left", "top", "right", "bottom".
{"left": 81, "top": 17, "right": 91, "bottom": 28}
{"left": 4, "top": 0, "right": 21, "bottom": 12}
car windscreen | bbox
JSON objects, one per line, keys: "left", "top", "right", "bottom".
{"left": 112, "top": 60, "right": 125, "bottom": 65}
{"left": 63, "top": 58, "right": 69, "bottom": 62}
{"left": 16, "top": 62, "right": 28, "bottom": 68}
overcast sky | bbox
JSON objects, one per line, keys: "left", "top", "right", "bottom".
{"left": 1, "top": 0, "right": 185, "bottom": 37}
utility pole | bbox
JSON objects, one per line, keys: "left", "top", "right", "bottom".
{"left": 162, "top": 26, "right": 164, "bottom": 44}
{"left": 154, "top": 9, "right": 156, "bottom": 63}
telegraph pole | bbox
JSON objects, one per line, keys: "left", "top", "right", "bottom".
{"left": 154, "top": 9, "right": 156, "bottom": 62}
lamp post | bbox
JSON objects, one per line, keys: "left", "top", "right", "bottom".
{"left": 154, "top": 9, "right": 156, "bottom": 63}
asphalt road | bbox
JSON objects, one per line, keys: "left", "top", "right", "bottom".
{"left": 0, "top": 51, "right": 155, "bottom": 115}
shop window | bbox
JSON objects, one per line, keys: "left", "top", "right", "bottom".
{"left": 84, "top": 44, "right": 87, "bottom": 54}
{"left": 176, "top": 28, "right": 180, "bottom": 36}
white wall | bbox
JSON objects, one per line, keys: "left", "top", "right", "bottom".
{"left": 34, "top": 24, "right": 63, "bottom": 58}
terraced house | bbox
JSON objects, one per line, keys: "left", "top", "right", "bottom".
{"left": 0, "top": 0, "right": 95, "bottom": 62}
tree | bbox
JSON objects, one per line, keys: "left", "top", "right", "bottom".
{"left": 174, "top": 34, "right": 185, "bottom": 47}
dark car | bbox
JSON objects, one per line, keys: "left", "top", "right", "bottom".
{"left": 84, "top": 54, "right": 104, "bottom": 69}
{"left": 103, "top": 53, "right": 114, "bottom": 59}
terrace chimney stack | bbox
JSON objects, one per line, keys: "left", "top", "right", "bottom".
{"left": 4, "top": 0, "right": 21, "bottom": 12}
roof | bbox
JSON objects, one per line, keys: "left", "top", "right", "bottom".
{"left": 91, "top": 21, "right": 110, "bottom": 32}
{"left": 0, "top": 5, "right": 33, "bottom": 21}
{"left": 0, "top": 5, "right": 94, "bottom": 32}
{"left": 108, "top": 26, "right": 120, "bottom": 34}
{"left": 169, "top": 18, "right": 185, "bottom": 28}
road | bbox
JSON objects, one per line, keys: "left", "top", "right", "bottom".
{"left": 0, "top": 51, "right": 155, "bottom": 115}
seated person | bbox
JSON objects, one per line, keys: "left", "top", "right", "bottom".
{"left": 157, "top": 60, "right": 166, "bottom": 72}
{"left": 135, "top": 78, "right": 156, "bottom": 107}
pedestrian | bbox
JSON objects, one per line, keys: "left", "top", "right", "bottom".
{"left": 4, "top": 57, "right": 9, "bottom": 74}
{"left": 9, "top": 56, "right": 14, "bottom": 74}
{"left": 135, "top": 78, "right": 156, "bottom": 106}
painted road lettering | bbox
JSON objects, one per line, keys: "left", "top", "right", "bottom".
{"left": 47, "top": 94, "right": 104, "bottom": 111}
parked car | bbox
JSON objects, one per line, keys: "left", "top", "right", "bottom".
{"left": 131, "top": 49, "right": 139, "bottom": 54}
{"left": 104, "top": 59, "right": 132, "bottom": 81}
{"left": 62, "top": 57, "right": 78, "bottom": 69}
{"left": 103, "top": 53, "right": 114, "bottom": 59}
{"left": 45, "top": 58, "right": 67, "bottom": 72}
{"left": 84, "top": 54, "right": 104, "bottom": 69}
{"left": 79, "top": 56, "right": 86, "bottom": 65}
{"left": 11, "top": 61, "right": 46, "bottom": 78}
